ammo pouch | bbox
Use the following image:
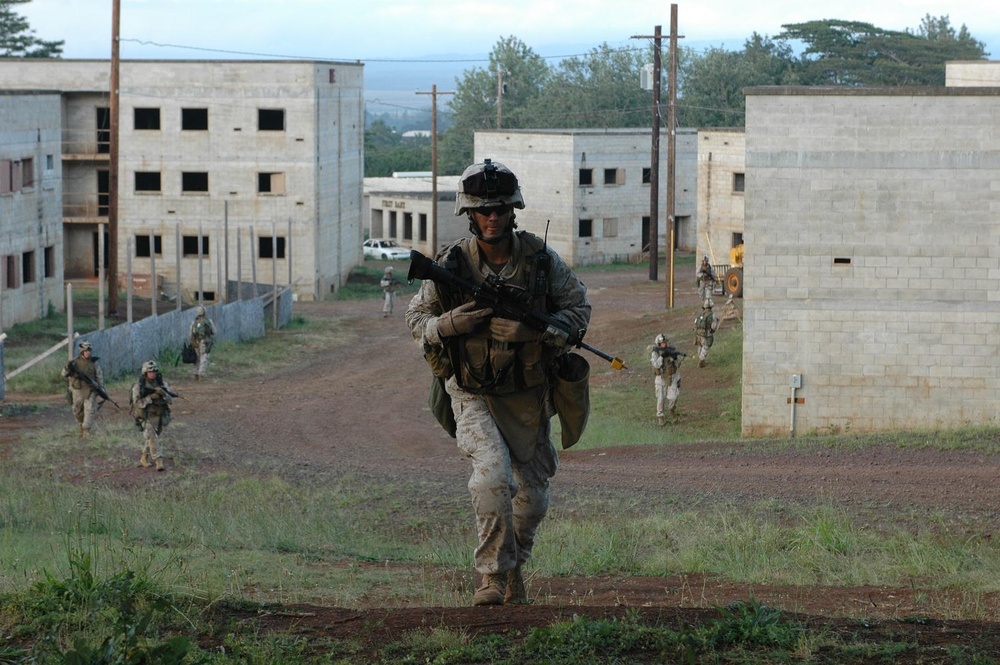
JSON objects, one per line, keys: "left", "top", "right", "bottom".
{"left": 551, "top": 352, "right": 590, "bottom": 449}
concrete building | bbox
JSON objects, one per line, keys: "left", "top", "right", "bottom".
{"left": 363, "top": 175, "right": 460, "bottom": 258}
{"left": 945, "top": 61, "right": 1000, "bottom": 86}
{"left": 742, "top": 85, "right": 1000, "bottom": 437}
{"left": 0, "top": 59, "right": 364, "bottom": 303}
{"left": 474, "top": 129, "right": 698, "bottom": 266}
{"left": 695, "top": 129, "right": 745, "bottom": 268}
{"left": 0, "top": 91, "right": 65, "bottom": 328}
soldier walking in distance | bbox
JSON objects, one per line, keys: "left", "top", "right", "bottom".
{"left": 694, "top": 300, "right": 720, "bottom": 368}
{"left": 61, "top": 340, "right": 105, "bottom": 438}
{"left": 696, "top": 256, "right": 716, "bottom": 302}
{"left": 188, "top": 305, "right": 216, "bottom": 380}
{"left": 406, "top": 159, "right": 591, "bottom": 606}
{"left": 130, "top": 360, "right": 174, "bottom": 472}
{"left": 380, "top": 265, "right": 400, "bottom": 317}
{"left": 651, "top": 334, "right": 683, "bottom": 426}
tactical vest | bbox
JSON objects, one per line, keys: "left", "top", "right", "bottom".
{"left": 696, "top": 312, "right": 713, "bottom": 336}
{"left": 69, "top": 356, "right": 99, "bottom": 391}
{"left": 192, "top": 318, "right": 212, "bottom": 340}
{"left": 434, "top": 232, "right": 554, "bottom": 396}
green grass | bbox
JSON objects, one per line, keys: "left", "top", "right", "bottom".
{"left": 3, "top": 262, "right": 1000, "bottom": 661}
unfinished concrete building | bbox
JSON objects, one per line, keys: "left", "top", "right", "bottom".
{"left": 0, "top": 91, "right": 65, "bottom": 327}
{"left": 0, "top": 59, "right": 364, "bottom": 303}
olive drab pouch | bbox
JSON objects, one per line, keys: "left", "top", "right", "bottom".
{"left": 429, "top": 375, "right": 457, "bottom": 438}
{"left": 551, "top": 352, "right": 590, "bottom": 449}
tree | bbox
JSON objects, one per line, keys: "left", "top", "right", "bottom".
{"left": 777, "top": 17, "right": 986, "bottom": 86}
{"left": 0, "top": 0, "right": 63, "bottom": 58}
{"left": 524, "top": 43, "right": 650, "bottom": 129}
{"left": 364, "top": 119, "right": 431, "bottom": 177}
{"left": 678, "top": 33, "right": 798, "bottom": 128}
{"left": 439, "top": 36, "right": 550, "bottom": 174}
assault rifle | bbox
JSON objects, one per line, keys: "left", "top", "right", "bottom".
{"left": 66, "top": 361, "right": 120, "bottom": 409}
{"left": 408, "top": 250, "right": 626, "bottom": 370}
{"left": 657, "top": 346, "right": 687, "bottom": 361}
{"left": 139, "top": 383, "right": 184, "bottom": 401}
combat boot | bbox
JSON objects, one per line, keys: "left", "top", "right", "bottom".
{"left": 138, "top": 452, "right": 152, "bottom": 468}
{"left": 472, "top": 573, "right": 506, "bottom": 606}
{"left": 504, "top": 565, "right": 529, "bottom": 605}
{"left": 657, "top": 416, "right": 666, "bottom": 427}
{"left": 155, "top": 457, "right": 165, "bottom": 472}
{"left": 699, "top": 359, "right": 706, "bottom": 368}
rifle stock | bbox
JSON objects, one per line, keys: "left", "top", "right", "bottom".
{"left": 408, "top": 250, "right": 626, "bottom": 370}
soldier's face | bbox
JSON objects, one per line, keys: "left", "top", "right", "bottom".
{"left": 472, "top": 205, "right": 513, "bottom": 241}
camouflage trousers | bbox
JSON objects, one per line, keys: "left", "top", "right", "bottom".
{"left": 70, "top": 387, "right": 99, "bottom": 432}
{"left": 142, "top": 414, "right": 170, "bottom": 460}
{"left": 194, "top": 339, "right": 211, "bottom": 377}
{"left": 446, "top": 377, "right": 558, "bottom": 575}
{"left": 655, "top": 373, "right": 680, "bottom": 418}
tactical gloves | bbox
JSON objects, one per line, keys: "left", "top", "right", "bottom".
{"left": 489, "top": 317, "right": 541, "bottom": 343}
{"left": 436, "top": 302, "right": 493, "bottom": 338}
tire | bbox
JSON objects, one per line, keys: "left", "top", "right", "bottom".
{"left": 381, "top": 253, "right": 389, "bottom": 260}
{"left": 725, "top": 268, "right": 743, "bottom": 298}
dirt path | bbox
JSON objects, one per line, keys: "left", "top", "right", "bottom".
{"left": 4, "top": 263, "right": 1000, "bottom": 657}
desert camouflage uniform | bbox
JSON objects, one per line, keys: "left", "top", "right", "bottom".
{"left": 189, "top": 308, "right": 216, "bottom": 379}
{"left": 406, "top": 232, "right": 590, "bottom": 577}
{"left": 694, "top": 304, "right": 720, "bottom": 367}
{"left": 380, "top": 266, "right": 399, "bottom": 316}
{"left": 651, "top": 344, "right": 680, "bottom": 422}
{"left": 61, "top": 347, "right": 105, "bottom": 436}
{"left": 130, "top": 371, "right": 174, "bottom": 468}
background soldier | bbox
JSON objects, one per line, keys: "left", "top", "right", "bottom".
{"left": 188, "top": 305, "right": 216, "bottom": 380}
{"left": 61, "top": 340, "right": 105, "bottom": 438}
{"left": 380, "top": 265, "right": 400, "bottom": 317}
{"left": 130, "top": 360, "right": 174, "bottom": 472}
{"left": 694, "top": 300, "right": 720, "bottom": 367}
{"left": 696, "top": 256, "right": 716, "bottom": 301}
{"left": 406, "top": 158, "right": 591, "bottom": 606}
{"left": 651, "top": 334, "right": 683, "bottom": 426}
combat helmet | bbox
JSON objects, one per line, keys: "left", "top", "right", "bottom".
{"left": 142, "top": 359, "right": 160, "bottom": 374}
{"left": 455, "top": 159, "right": 525, "bottom": 216}
{"left": 654, "top": 333, "right": 668, "bottom": 345}
{"left": 195, "top": 305, "right": 206, "bottom": 316}
{"left": 78, "top": 341, "right": 93, "bottom": 352}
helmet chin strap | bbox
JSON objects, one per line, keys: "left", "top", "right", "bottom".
{"left": 468, "top": 213, "right": 517, "bottom": 244}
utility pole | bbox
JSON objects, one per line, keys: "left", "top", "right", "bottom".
{"left": 496, "top": 69, "right": 505, "bottom": 129}
{"left": 666, "top": 4, "right": 679, "bottom": 309}
{"left": 416, "top": 84, "right": 454, "bottom": 257}
{"left": 108, "top": 0, "right": 121, "bottom": 315}
{"left": 632, "top": 26, "right": 662, "bottom": 282}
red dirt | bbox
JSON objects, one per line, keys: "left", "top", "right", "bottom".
{"left": 3, "top": 262, "right": 1000, "bottom": 660}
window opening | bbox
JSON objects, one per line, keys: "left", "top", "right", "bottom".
{"left": 579, "top": 219, "right": 593, "bottom": 238}
{"left": 182, "top": 171, "right": 209, "bottom": 193}
{"left": 135, "top": 171, "right": 161, "bottom": 192}
{"left": 258, "top": 108, "right": 285, "bottom": 131}
{"left": 134, "top": 107, "right": 161, "bottom": 130}
{"left": 258, "top": 236, "right": 286, "bottom": 259}
{"left": 181, "top": 108, "right": 209, "bottom": 130}
{"left": 182, "top": 235, "right": 210, "bottom": 257}
{"left": 578, "top": 168, "right": 593, "bottom": 186}
{"left": 257, "top": 172, "right": 286, "bottom": 194}
{"left": 135, "top": 235, "right": 163, "bottom": 257}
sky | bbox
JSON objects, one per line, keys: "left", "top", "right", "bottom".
{"left": 18, "top": 0, "right": 1000, "bottom": 63}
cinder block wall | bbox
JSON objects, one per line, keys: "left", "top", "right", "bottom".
{"left": 743, "top": 87, "right": 1000, "bottom": 437}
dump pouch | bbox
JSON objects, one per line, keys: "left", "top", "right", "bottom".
{"left": 551, "top": 352, "right": 590, "bottom": 449}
